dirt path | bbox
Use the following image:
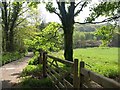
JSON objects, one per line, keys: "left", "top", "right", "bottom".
{"left": 0, "top": 52, "right": 34, "bottom": 89}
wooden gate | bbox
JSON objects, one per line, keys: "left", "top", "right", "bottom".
{"left": 38, "top": 49, "right": 120, "bottom": 89}
{"left": 39, "top": 50, "right": 79, "bottom": 89}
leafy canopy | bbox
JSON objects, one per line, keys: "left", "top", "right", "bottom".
{"left": 24, "top": 22, "right": 62, "bottom": 52}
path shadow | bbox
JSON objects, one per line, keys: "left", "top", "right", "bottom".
{"left": 2, "top": 80, "right": 22, "bottom": 89}
{"left": 1, "top": 80, "right": 47, "bottom": 90}
{"left": 2, "top": 80, "right": 13, "bottom": 88}
{"left": 11, "top": 72, "right": 21, "bottom": 78}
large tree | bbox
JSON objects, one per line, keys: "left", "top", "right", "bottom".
{"left": 1, "top": 1, "right": 29, "bottom": 52}
{"left": 46, "top": 0, "right": 120, "bottom": 61}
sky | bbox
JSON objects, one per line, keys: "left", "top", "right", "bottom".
{"left": 38, "top": 0, "right": 105, "bottom": 23}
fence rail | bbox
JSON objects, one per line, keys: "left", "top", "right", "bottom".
{"left": 80, "top": 61, "right": 120, "bottom": 88}
{"left": 38, "top": 50, "right": 120, "bottom": 89}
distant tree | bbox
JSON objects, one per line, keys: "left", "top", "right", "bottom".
{"left": 73, "top": 31, "right": 80, "bottom": 48}
{"left": 95, "top": 24, "right": 115, "bottom": 47}
{"left": 85, "top": 32, "right": 95, "bottom": 40}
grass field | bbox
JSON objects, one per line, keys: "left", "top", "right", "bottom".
{"left": 50, "top": 47, "right": 119, "bottom": 78}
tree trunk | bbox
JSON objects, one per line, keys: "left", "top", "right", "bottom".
{"left": 64, "top": 27, "right": 73, "bottom": 61}
{"left": 2, "top": 30, "right": 6, "bottom": 52}
{"left": 9, "top": 30, "right": 14, "bottom": 52}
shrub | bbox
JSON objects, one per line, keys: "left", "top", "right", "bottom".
{"left": 28, "top": 52, "right": 39, "bottom": 65}
{"left": 21, "top": 64, "right": 53, "bottom": 88}
{"left": 2, "top": 51, "right": 24, "bottom": 65}
{"left": 21, "top": 65, "right": 42, "bottom": 77}
{"left": 21, "top": 76, "right": 53, "bottom": 88}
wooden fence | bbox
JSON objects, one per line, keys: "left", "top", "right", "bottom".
{"left": 80, "top": 61, "right": 120, "bottom": 88}
{"left": 38, "top": 50, "right": 120, "bottom": 89}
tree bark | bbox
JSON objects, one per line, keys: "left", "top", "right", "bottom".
{"left": 64, "top": 26, "right": 73, "bottom": 61}
{"left": 9, "top": 30, "right": 14, "bottom": 52}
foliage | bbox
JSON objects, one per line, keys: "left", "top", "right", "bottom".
{"left": 2, "top": 51, "right": 25, "bottom": 65}
{"left": 73, "top": 31, "right": 97, "bottom": 48}
{"left": 95, "top": 24, "right": 115, "bottom": 47}
{"left": 21, "top": 64, "right": 42, "bottom": 77}
{"left": 21, "top": 65, "right": 52, "bottom": 88}
{"left": 50, "top": 47, "right": 119, "bottom": 78}
{"left": 28, "top": 52, "right": 39, "bottom": 65}
{"left": 21, "top": 64, "right": 53, "bottom": 88}
{"left": 24, "top": 22, "right": 63, "bottom": 52}
{"left": 85, "top": 32, "right": 95, "bottom": 40}
{"left": 1, "top": 1, "right": 23, "bottom": 52}
{"left": 73, "top": 31, "right": 85, "bottom": 48}
{"left": 28, "top": 2, "right": 40, "bottom": 8}
{"left": 21, "top": 76, "right": 53, "bottom": 88}
{"left": 86, "top": 2, "right": 120, "bottom": 22}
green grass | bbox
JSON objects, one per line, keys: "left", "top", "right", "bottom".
{"left": 50, "top": 47, "right": 119, "bottom": 78}
{"left": 20, "top": 76, "right": 53, "bottom": 88}
{"left": 1, "top": 52, "right": 25, "bottom": 65}
{"left": 20, "top": 64, "right": 53, "bottom": 88}
{"left": 28, "top": 51, "right": 39, "bottom": 65}
{"left": 21, "top": 64, "right": 42, "bottom": 77}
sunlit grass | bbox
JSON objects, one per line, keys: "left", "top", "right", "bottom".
{"left": 50, "top": 47, "right": 119, "bottom": 77}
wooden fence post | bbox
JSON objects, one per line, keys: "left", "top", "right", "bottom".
{"left": 43, "top": 52, "right": 47, "bottom": 78}
{"left": 38, "top": 49, "right": 43, "bottom": 64}
{"left": 79, "top": 61, "right": 85, "bottom": 88}
{"left": 118, "top": 60, "right": 120, "bottom": 83}
{"left": 73, "top": 59, "right": 79, "bottom": 88}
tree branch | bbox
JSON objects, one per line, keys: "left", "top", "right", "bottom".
{"left": 74, "top": 15, "right": 120, "bottom": 24}
{"left": 14, "top": 16, "right": 30, "bottom": 28}
{"left": 18, "top": 8, "right": 29, "bottom": 17}
{"left": 74, "top": 2, "right": 87, "bottom": 16}
{"left": 75, "top": 1, "right": 82, "bottom": 8}
{"left": 10, "top": 2, "right": 21, "bottom": 31}
{"left": 56, "top": 0, "right": 60, "bottom": 9}
{"left": 56, "top": 1, "right": 67, "bottom": 22}
{"left": 53, "top": 10, "right": 62, "bottom": 20}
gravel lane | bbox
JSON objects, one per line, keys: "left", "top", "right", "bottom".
{"left": 0, "top": 52, "right": 33, "bottom": 89}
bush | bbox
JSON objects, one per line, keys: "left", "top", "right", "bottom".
{"left": 21, "top": 76, "right": 53, "bottom": 88}
{"left": 28, "top": 52, "right": 39, "bottom": 65}
{"left": 21, "top": 64, "right": 53, "bottom": 88}
{"left": 21, "top": 65, "right": 42, "bottom": 77}
{"left": 2, "top": 51, "right": 25, "bottom": 65}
